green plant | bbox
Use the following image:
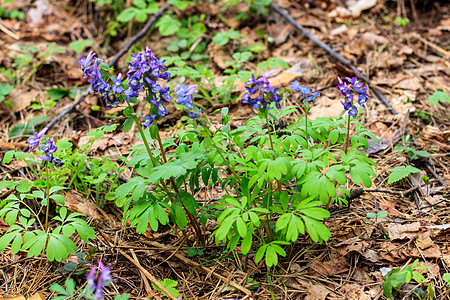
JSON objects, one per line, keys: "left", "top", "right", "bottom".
{"left": 7, "top": 42, "right": 65, "bottom": 86}
{"left": 116, "top": 0, "right": 159, "bottom": 23}
{"left": 75, "top": 49, "right": 378, "bottom": 270}
{"left": 428, "top": 90, "right": 450, "bottom": 105}
{"left": 166, "top": 15, "right": 207, "bottom": 61}
{"left": 152, "top": 278, "right": 180, "bottom": 298}
{"left": 382, "top": 259, "right": 428, "bottom": 299}
{"left": 394, "top": 16, "right": 410, "bottom": 27}
{"left": 394, "top": 135, "right": 430, "bottom": 160}
{"left": 366, "top": 210, "right": 387, "bottom": 221}
{"left": 212, "top": 28, "right": 244, "bottom": 46}
{"left": 387, "top": 165, "right": 422, "bottom": 184}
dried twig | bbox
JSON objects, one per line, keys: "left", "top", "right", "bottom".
{"left": 44, "top": 4, "right": 168, "bottom": 132}
{"left": 269, "top": 2, "right": 397, "bottom": 115}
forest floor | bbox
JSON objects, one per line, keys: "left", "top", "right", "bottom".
{"left": 0, "top": 0, "right": 450, "bottom": 299}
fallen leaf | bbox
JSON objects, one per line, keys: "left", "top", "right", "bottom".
{"left": 416, "top": 234, "right": 434, "bottom": 250}
{"left": 396, "top": 77, "right": 423, "bottom": 91}
{"left": 362, "top": 249, "right": 379, "bottom": 263}
{"left": 387, "top": 222, "right": 421, "bottom": 240}
{"left": 64, "top": 192, "right": 101, "bottom": 220}
{"left": 6, "top": 296, "right": 26, "bottom": 300}
{"left": 27, "top": 293, "right": 46, "bottom": 300}
{"left": 348, "top": 0, "right": 377, "bottom": 17}
{"left": 309, "top": 253, "right": 349, "bottom": 277}
{"left": 339, "top": 284, "right": 371, "bottom": 300}
{"left": 361, "top": 32, "right": 389, "bottom": 46}
{"left": 304, "top": 284, "right": 330, "bottom": 300}
{"left": 5, "top": 87, "right": 40, "bottom": 112}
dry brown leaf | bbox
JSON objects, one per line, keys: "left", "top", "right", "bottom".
{"left": 339, "top": 284, "right": 371, "bottom": 300}
{"left": 5, "top": 296, "right": 26, "bottom": 300}
{"left": 336, "top": 237, "right": 372, "bottom": 256}
{"left": 6, "top": 87, "right": 40, "bottom": 112}
{"left": 387, "top": 222, "right": 421, "bottom": 240}
{"left": 362, "top": 249, "right": 379, "bottom": 263}
{"left": 27, "top": 293, "right": 45, "bottom": 300}
{"left": 304, "top": 284, "right": 330, "bottom": 300}
{"left": 395, "top": 77, "right": 423, "bottom": 91}
{"left": 309, "top": 253, "right": 349, "bottom": 277}
{"left": 64, "top": 192, "right": 101, "bottom": 220}
{"left": 391, "top": 95, "right": 416, "bottom": 114}
{"left": 416, "top": 234, "right": 434, "bottom": 250}
{"left": 361, "top": 32, "right": 389, "bottom": 46}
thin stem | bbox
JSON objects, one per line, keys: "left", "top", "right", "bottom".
{"left": 305, "top": 111, "right": 309, "bottom": 148}
{"left": 264, "top": 111, "right": 275, "bottom": 153}
{"left": 198, "top": 119, "right": 240, "bottom": 183}
{"left": 264, "top": 111, "right": 282, "bottom": 195}
{"left": 44, "top": 163, "right": 50, "bottom": 233}
{"left": 344, "top": 114, "right": 351, "bottom": 154}
{"left": 154, "top": 122, "right": 204, "bottom": 243}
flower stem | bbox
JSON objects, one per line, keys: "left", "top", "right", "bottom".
{"left": 264, "top": 111, "right": 275, "bottom": 153}
{"left": 198, "top": 119, "right": 241, "bottom": 183}
{"left": 154, "top": 122, "right": 204, "bottom": 243}
{"left": 44, "top": 163, "right": 50, "bottom": 233}
{"left": 344, "top": 114, "right": 351, "bottom": 154}
{"left": 264, "top": 111, "right": 282, "bottom": 194}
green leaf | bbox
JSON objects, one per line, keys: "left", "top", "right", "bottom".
{"left": 16, "top": 179, "right": 33, "bottom": 193}
{"left": 117, "top": 7, "right": 137, "bottom": 22}
{"left": 157, "top": 15, "right": 181, "bottom": 36}
{"left": 122, "top": 117, "right": 134, "bottom": 133}
{"left": 69, "top": 39, "right": 95, "bottom": 53}
{"left": 388, "top": 165, "right": 422, "bottom": 184}
{"left": 428, "top": 90, "right": 450, "bottom": 105}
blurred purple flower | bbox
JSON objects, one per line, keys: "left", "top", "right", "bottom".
{"left": 86, "top": 261, "right": 112, "bottom": 300}
{"left": 175, "top": 84, "right": 197, "bottom": 109}
{"left": 38, "top": 137, "right": 61, "bottom": 165}
{"left": 27, "top": 128, "right": 47, "bottom": 152}
{"left": 188, "top": 108, "right": 202, "bottom": 119}
{"left": 141, "top": 114, "right": 156, "bottom": 127}
{"left": 290, "top": 81, "right": 320, "bottom": 103}
{"left": 112, "top": 73, "right": 124, "bottom": 94}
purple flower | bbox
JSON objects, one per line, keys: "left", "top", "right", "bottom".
{"left": 336, "top": 76, "right": 369, "bottom": 116}
{"left": 175, "top": 84, "right": 197, "bottom": 109}
{"left": 27, "top": 128, "right": 47, "bottom": 152}
{"left": 290, "top": 81, "right": 320, "bottom": 103}
{"left": 79, "top": 51, "right": 96, "bottom": 78}
{"left": 141, "top": 114, "right": 156, "bottom": 127}
{"left": 38, "top": 137, "right": 61, "bottom": 165}
{"left": 127, "top": 47, "right": 170, "bottom": 82}
{"left": 241, "top": 74, "right": 283, "bottom": 110}
{"left": 188, "top": 108, "right": 202, "bottom": 119}
{"left": 86, "top": 261, "right": 112, "bottom": 300}
{"left": 112, "top": 73, "right": 124, "bottom": 94}
{"left": 305, "top": 91, "right": 320, "bottom": 102}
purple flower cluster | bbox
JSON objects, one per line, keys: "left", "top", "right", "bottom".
{"left": 174, "top": 84, "right": 202, "bottom": 119}
{"left": 79, "top": 48, "right": 204, "bottom": 122}
{"left": 336, "top": 76, "right": 370, "bottom": 117}
{"left": 241, "top": 74, "right": 283, "bottom": 110}
{"left": 78, "top": 52, "right": 110, "bottom": 99}
{"left": 27, "top": 128, "right": 47, "bottom": 152}
{"left": 39, "top": 137, "right": 61, "bottom": 165}
{"left": 289, "top": 81, "right": 320, "bottom": 103}
{"left": 86, "top": 261, "right": 112, "bottom": 299}
{"left": 27, "top": 129, "right": 61, "bottom": 165}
